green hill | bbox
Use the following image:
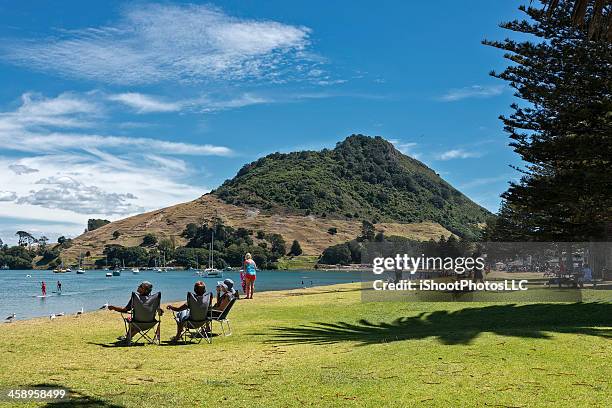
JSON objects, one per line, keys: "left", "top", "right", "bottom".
{"left": 213, "top": 135, "right": 490, "bottom": 238}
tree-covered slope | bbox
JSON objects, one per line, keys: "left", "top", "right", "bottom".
{"left": 213, "top": 135, "right": 490, "bottom": 238}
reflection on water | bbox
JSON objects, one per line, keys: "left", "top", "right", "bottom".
{"left": 0, "top": 269, "right": 361, "bottom": 320}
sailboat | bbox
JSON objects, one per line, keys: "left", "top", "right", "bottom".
{"left": 190, "top": 253, "right": 202, "bottom": 274}
{"left": 131, "top": 267, "right": 140, "bottom": 274}
{"left": 204, "top": 231, "right": 222, "bottom": 278}
{"left": 76, "top": 252, "right": 86, "bottom": 274}
{"left": 53, "top": 260, "right": 70, "bottom": 273}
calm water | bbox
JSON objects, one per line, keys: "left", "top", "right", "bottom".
{"left": 0, "top": 269, "right": 362, "bottom": 321}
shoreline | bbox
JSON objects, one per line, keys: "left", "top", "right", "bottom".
{"left": 1, "top": 281, "right": 362, "bottom": 324}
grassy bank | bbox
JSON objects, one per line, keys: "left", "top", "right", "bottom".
{"left": 0, "top": 284, "right": 611, "bottom": 407}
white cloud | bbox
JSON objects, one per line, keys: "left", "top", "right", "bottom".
{"left": 108, "top": 93, "right": 181, "bottom": 113}
{"left": 0, "top": 151, "right": 208, "bottom": 224}
{"left": 438, "top": 85, "right": 503, "bottom": 102}
{"left": 389, "top": 139, "right": 421, "bottom": 159}
{"left": 17, "top": 176, "right": 142, "bottom": 215}
{"left": 459, "top": 175, "right": 511, "bottom": 189}
{"left": 0, "top": 92, "right": 99, "bottom": 129}
{"left": 0, "top": 191, "right": 17, "bottom": 201}
{"left": 0, "top": 91, "right": 226, "bottom": 237}
{"left": 0, "top": 92, "right": 233, "bottom": 156}
{"left": 1, "top": 4, "right": 314, "bottom": 85}
{"left": 199, "top": 93, "right": 269, "bottom": 112}
{"left": 8, "top": 164, "right": 38, "bottom": 175}
{"left": 436, "top": 149, "right": 482, "bottom": 160}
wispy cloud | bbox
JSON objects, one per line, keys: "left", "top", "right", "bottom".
{"left": 0, "top": 92, "right": 233, "bottom": 156}
{"left": 458, "top": 175, "right": 511, "bottom": 189}
{"left": 8, "top": 164, "right": 39, "bottom": 175}
{"left": 1, "top": 4, "right": 316, "bottom": 85}
{"left": 0, "top": 91, "right": 226, "bottom": 230}
{"left": 0, "top": 92, "right": 99, "bottom": 129}
{"left": 438, "top": 85, "right": 503, "bottom": 102}
{"left": 17, "top": 176, "right": 142, "bottom": 215}
{"left": 436, "top": 149, "right": 482, "bottom": 160}
{"left": 107, "top": 93, "right": 181, "bottom": 113}
{"left": 0, "top": 150, "right": 207, "bottom": 220}
{"left": 389, "top": 139, "right": 421, "bottom": 159}
{"left": 0, "top": 191, "right": 17, "bottom": 202}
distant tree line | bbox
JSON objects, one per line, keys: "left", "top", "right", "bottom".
{"left": 0, "top": 233, "right": 73, "bottom": 270}
{"left": 94, "top": 220, "right": 300, "bottom": 269}
{"left": 318, "top": 221, "right": 475, "bottom": 266}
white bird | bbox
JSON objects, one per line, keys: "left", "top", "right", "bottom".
{"left": 56, "top": 312, "right": 65, "bottom": 317}
{"left": 5, "top": 313, "right": 15, "bottom": 322}
{"left": 100, "top": 303, "right": 109, "bottom": 310}
{"left": 75, "top": 307, "right": 84, "bottom": 316}
{"left": 49, "top": 314, "right": 56, "bottom": 320}
{"left": 25, "top": 274, "right": 31, "bottom": 278}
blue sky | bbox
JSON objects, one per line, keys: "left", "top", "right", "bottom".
{"left": 0, "top": 0, "right": 526, "bottom": 244}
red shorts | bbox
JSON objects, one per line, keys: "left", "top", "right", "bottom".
{"left": 245, "top": 274, "right": 256, "bottom": 282}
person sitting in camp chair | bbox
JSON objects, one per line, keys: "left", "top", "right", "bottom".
{"left": 207, "top": 279, "right": 238, "bottom": 336}
{"left": 212, "top": 279, "right": 237, "bottom": 316}
{"left": 108, "top": 281, "right": 163, "bottom": 345}
{"left": 166, "top": 281, "right": 212, "bottom": 343}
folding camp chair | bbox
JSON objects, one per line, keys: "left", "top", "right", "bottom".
{"left": 208, "top": 296, "right": 237, "bottom": 337}
{"left": 173, "top": 292, "right": 213, "bottom": 344}
{"left": 121, "top": 292, "right": 162, "bottom": 346}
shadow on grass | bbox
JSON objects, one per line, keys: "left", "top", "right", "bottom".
{"left": 88, "top": 333, "right": 220, "bottom": 348}
{"left": 31, "top": 383, "right": 123, "bottom": 407}
{"left": 267, "top": 302, "right": 612, "bottom": 346}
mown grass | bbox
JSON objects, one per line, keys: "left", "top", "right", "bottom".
{"left": 0, "top": 283, "right": 610, "bottom": 407}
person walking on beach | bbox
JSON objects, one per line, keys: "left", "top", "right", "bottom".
{"left": 57, "top": 281, "right": 62, "bottom": 293}
{"left": 243, "top": 253, "right": 257, "bottom": 299}
{"left": 41, "top": 281, "right": 46, "bottom": 297}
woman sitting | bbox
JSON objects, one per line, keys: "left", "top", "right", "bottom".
{"left": 166, "top": 281, "right": 208, "bottom": 342}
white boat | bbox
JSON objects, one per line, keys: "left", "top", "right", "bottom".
{"left": 1, "top": 264, "right": 9, "bottom": 270}
{"left": 105, "top": 272, "right": 113, "bottom": 277}
{"left": 53, "top": 261, "right": 70, "bottom": 273}
{"left": 204, "top": 232, "right": 222, "bottom": 277}
{"left": 76, "top": 252, "right": 85, "bottom": 274}
{"left": 131, "top": 268, "right": 140, "bottom": 274}
{"left": 204, "top": 268, "right": 223, "bottom": 278}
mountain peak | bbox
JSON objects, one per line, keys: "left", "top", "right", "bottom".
{"left": 214, "top": 135, "right": 489, "bottom": 238}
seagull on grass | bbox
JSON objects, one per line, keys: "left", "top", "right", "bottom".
{"left": 5, "top": 313, "right": 15, "bottom": 322}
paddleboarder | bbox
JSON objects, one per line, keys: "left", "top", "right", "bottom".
{"left": 41, "top": 281, "right": 47, "bottom": 297}
{"left": 57, "top": 280, "right": 62, "bottom": 293}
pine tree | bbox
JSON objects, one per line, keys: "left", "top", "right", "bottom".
{"left": 484, "top": 0, "right": 612, "bottom": 241}
{"left": 289, "top": 240, "right": 303, "bottom": 256}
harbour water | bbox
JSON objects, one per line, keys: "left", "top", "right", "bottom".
{"left": 0, "top": 269, "right": 362, "bottom": 321}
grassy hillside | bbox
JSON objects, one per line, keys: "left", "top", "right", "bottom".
{"left": 214, "top": 135, "right": 490, "bottom": 238}
{"left": 61, "top": 195, "right": 452, "bottom": 266}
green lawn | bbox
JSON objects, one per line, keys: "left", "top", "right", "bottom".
{"left": 0, "top": 283, "right": 610, "bottom": 407}
{"left": 277, "top": 255, "right": 319, "bottom": 270}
